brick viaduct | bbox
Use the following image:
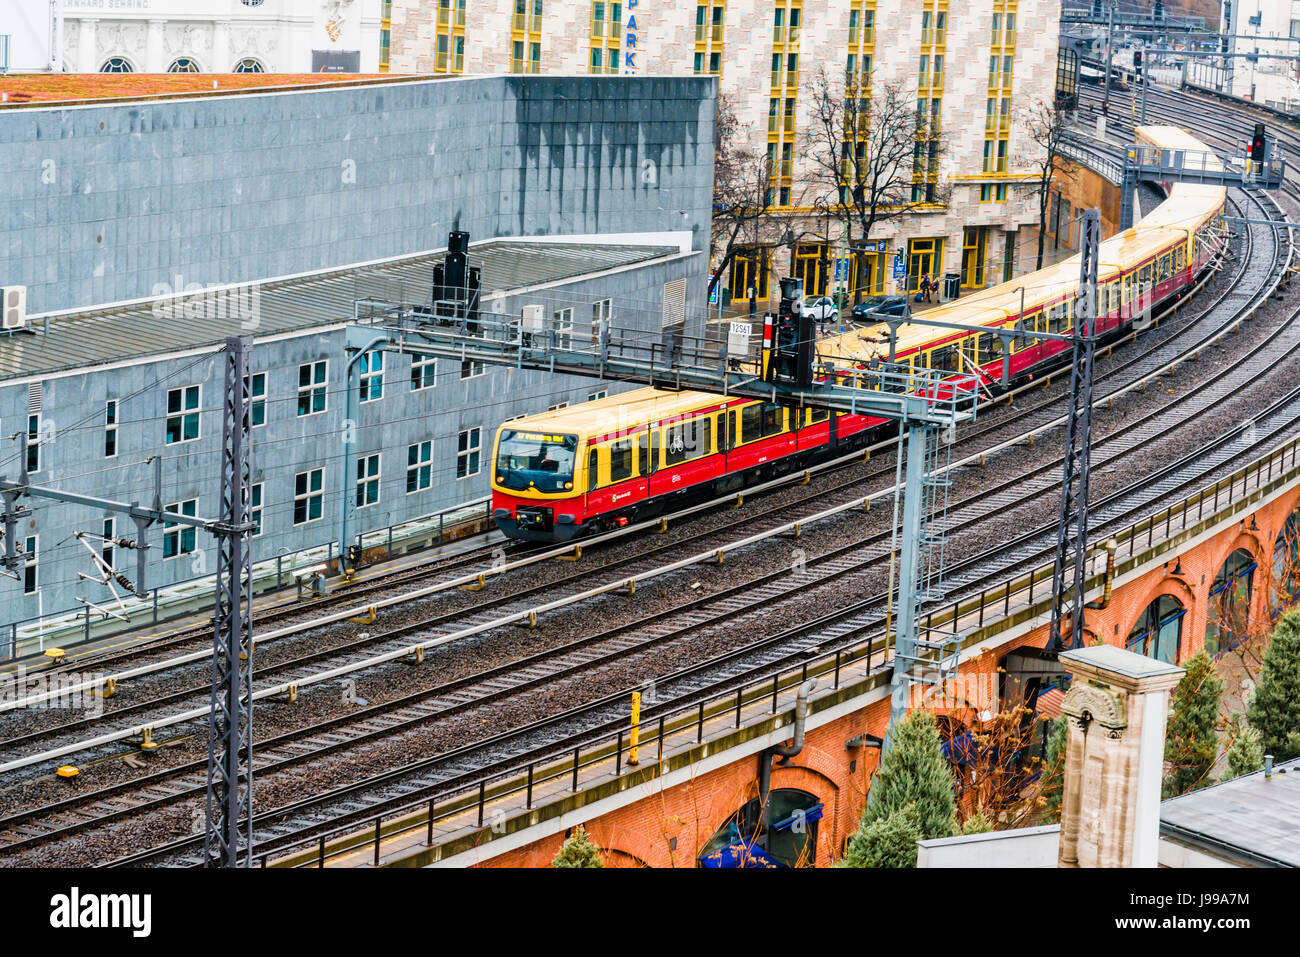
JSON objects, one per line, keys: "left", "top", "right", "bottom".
{"left": 340, "top": 433, "right": 1300, "bottom": 869}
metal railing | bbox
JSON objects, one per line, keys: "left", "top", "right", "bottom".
{"left": 262, "top": 427, "right": 1300, "bottom": 869}
{"left": 4, "top": 496, "right": 494, "bottom": 661}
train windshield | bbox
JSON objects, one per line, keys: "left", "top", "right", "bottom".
{"left": 495, "top": 430, "right": 579, "bottom": 492}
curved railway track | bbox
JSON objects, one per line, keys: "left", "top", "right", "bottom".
{"left": 2, "top": 99, "right": 1296, "bottom": 867}
{"left": 0, "top": 186, "right": 1267, "bottom": 769}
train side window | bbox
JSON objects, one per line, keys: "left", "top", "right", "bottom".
{"left": 664, "top": 418, "right": 707, "bottom": 466}
{"left": 588, "top": 448, "right": 601, "bottom": 490}
{"left": 808, "top": 406, "right": 829, "bottom": 424}
{"left": 1047, "top": 305, "right": 1066, "bottom": 335}
{"left": 761, "top": 403, "right": 783, "bottom": 437}
{"left": 610, "top": 439, "right": 634, "bottom": 483}
{"left": 986, "top": 332, "right": 1003, "bottom": 359}
{"left": 1013, "top": 319, "right": 1030, "bottom": 352}
{"left": 742, "top": 403, "right": 763, "bottom": 443}
{"left": 1176, "top": 246, "right": 1186, "bottom": 272}
{"left": 1140, "top": 263, "right": 1152, "bottom": 289}
{"left": 931, "top": 345, "right": 960, "bottom": 373}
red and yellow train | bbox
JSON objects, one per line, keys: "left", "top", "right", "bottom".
{"left": 491, "top": 126, "right": 1228, "bottom": 542}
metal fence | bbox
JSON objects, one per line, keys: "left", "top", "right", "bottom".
{"left": 4, "top": 496, "right": 493, "bottom": 660}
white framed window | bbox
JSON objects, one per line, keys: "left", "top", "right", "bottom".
{"left": 168, "top": 57, "right": 201, "bottom": 73}
{"left": 548, "top": 401, "right": 569, "bottom": 411}
{"left": 233, "top": 57, "right": 265, "bottom": 73}
{"left": 503, "top": 413, "right": 527, "bottom": 423}
{"left": 356, "top": 453, "right": 381, "bottom": 507}
{"left": 592, "top": 298, "right": 612, "bottom": 344}
{"left": 100, "top": 57, "right": 134, "bottom": 73}
{"left": 294, "top": 468, "right": 324, "bottom": 525}
{"left": 587, "top": 390, "right": 608, "bottom": 402}
{"left": 251, "top": 372, "right": 267, "bottom": 427}
{"left": 297, "top": 361, "right": 327, "bottom": 416}
{"left": 410, "top": 353, "right": 437, "bottom": 391}
{"left": 250, "top": 483, "right": 263, "bottom": 536}
{"left": 461, "top": 359, "right": 485, "bottom": 379}
{"left": 553, "top": 307, "right": 573, "bottom": 349}
{"left": 23, "top": 535, "right": 37, "bottom": 595}
{"left": 163, "top": 499, "right": 198, "bottom": 559}
{"left": 457, "top": 427, "right": 481, "bottom": 479}
{"left": 359, "top": 352, "right": 384, "bottom": 403}
{"left": 104, "top": 399, "right": 118, "bottom": 457}
{"left": 26, "top": 413, "right": 41, "bottom": 474}
{"left": 166, "top": 385, "right": 201, "bottom": 444}
{"left": 407, "top": 440, "right": 432, "bottom": 493}
{"left": 102, "top": 518, "right": 115, "bottom": 571}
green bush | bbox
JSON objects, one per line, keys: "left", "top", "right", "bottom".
{"left": 859, "top": 710, "right": 957, "bottom": 841}
{"left": 1224, "top": 716, "right": 1265, "bottom": 781}
{"left": 1246, "top": 610, "right": 1300, "bottom": 762}
{"left": 552, "top": 826, "right": 605, "bottom": 868}
{"left": 839, "top": 804, "right": 923, "bottom": 868}
{"left": 1163, "top": 651, "right": 1224, "bottom": 797}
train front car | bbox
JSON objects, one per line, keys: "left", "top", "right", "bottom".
{"left": 491, "top": 423, "right": 586, "bottom": 541}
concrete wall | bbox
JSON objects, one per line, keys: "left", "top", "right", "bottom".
{"left": 0, "top": 74, "right": 716, "bottom": 315}
{"left": 917, "top": 824, "right": 1061, "bottom": 867}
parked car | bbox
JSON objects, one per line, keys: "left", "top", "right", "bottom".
{"left": 798, "top": 295, "right": 838, "bottom": 323}
{"left": 850, "top": 295, "right": 911, "bottom": 322}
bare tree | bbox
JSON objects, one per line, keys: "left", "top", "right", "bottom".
{"left": 801, "top": 68, "right": 951, "bottom": 303}
{"left": 709, "top": 92, "right": 776, "bottom": 308}
{"left": 1021, "top": 97, "right": 1080, "bottom": 271}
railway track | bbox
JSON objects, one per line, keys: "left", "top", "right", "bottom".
{"left": 2, "top": 101, "right": 1295, "bottom": 867}
{"left": 0, "top": 184, "right": 1265, "bottom": 771}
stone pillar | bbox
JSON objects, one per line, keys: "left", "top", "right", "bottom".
{"left": 146, "top": 19, "right": 165, "bottom": 72}
{"left": 78, "top": 19, "right": 97, "bottom": 73}
{"left": 213, "top": 20, "right": 230, "bottom": 73}
{"left": 1057, "top": 645, "right": 1183, "bottom": 869}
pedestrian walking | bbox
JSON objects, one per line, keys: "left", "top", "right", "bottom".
{"left": 920, "top": 273, "right": 933, "bottom": 303}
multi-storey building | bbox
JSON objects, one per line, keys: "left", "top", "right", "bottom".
{"left": 20, "top": 0, "right": 384, "bottom": 75}
{"left": 387, "top": 0, "right": 1064, "bottom": 300}
{"left": 1213, "top": 0, "right": 1300, "bottom": 111}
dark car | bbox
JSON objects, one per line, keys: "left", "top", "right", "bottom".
{"left": 850, "top": 295, "right": 910, "bottom": 322}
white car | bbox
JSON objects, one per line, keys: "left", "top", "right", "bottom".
{"left": 798, "top": 296, "right": 838, "bottom": 323}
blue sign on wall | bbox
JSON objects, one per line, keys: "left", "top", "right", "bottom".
{"left": 625, "top": 0, "right": 641, "bottom": 72}
{"left": 892, "top": 250, "right": 905, "bottom": 280}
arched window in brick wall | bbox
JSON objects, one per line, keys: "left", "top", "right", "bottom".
{"left": 1206, "top": 549, "right": 1257, "bottom": 657}
{"left": 1272, "top": 510, "right": 1300, "bottom": 613}
{"left": 1127, "top": 594, "right": 1185, "bottom": 664}
{"left": 697, "top": 788, "right": 822, "bottom": 868}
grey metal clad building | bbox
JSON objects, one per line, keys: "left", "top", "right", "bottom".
{"left": 0, "top": 74, "right": 716, "bottom": 637}
{"left": 1, "top": 74, "right": 716, "bottom": 315}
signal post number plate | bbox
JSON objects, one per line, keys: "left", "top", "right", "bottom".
{"left": 728, "top": 321, "right": 752, "bottom": 359}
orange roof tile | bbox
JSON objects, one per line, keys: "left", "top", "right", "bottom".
{"left": 0, "top": 73, "right": 426, "bottom": 106}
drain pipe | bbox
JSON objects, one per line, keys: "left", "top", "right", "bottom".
{"left": 757, "top": 679, "right": 817, "bottom": 846}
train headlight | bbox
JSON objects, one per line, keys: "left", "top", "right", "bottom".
{"left": 564, "top": 482, "right": 573, "bottom": 490}
{"left": 497, "top": 475, "right": 504, "bottom": 483}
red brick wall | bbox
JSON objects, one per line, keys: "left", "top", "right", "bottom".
{"left": 482, "top": 489, "right": 1300, "bottom": 867}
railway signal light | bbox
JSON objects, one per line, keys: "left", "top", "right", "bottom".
{"left": 1251, "top": 123, "right": 1267, "bottom": 163}
{"left": 763, "top": 277, "right": 816, "bottom": 387}
{"left": 1133, "top": 50, "right": 1142, "bottom": 72}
